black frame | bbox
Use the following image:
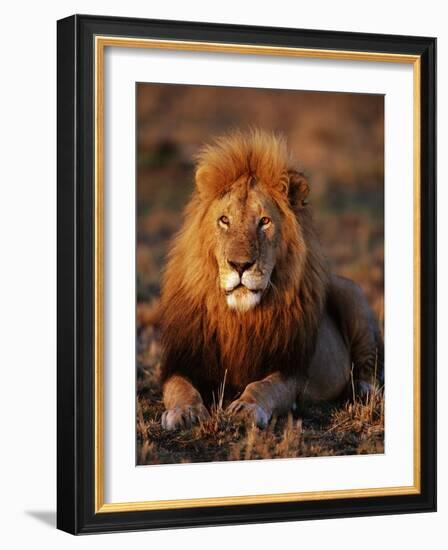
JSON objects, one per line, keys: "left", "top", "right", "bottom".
{"left": 57, "top": 14, "right": 436, "bottom": 534}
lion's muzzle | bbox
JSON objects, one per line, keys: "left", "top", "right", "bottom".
{"left": 227, "top": 259, "right": 255, "bottom": 276}
{"left": 221, "top": 261, "right": 269, "bottom": 312}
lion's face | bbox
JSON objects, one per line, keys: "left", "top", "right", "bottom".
{"left": 210, "top": 175, "right": 282, "bottom": 312}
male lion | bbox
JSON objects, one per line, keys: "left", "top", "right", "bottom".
{"left": 158, "top": 129, "right": 383, "bottom": 430}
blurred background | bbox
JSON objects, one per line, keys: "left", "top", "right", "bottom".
{"left": 137, "top": 83, "right": 384, "bottom": 320}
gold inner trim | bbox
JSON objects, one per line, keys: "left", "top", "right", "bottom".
{"left": 99, "top": 486, "right": 420, "bottom": 513}
{"left": 97, "top": 36, "right": 419, "bottom": 64}
{"left": 94, "top": 35, "right": 422, "bottom": 514}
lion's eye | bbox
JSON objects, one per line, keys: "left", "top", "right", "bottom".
{"left": 219, "top": 215, "right": 229, "bottom": 227}
{"left": 260, "top": 216, "right": 271, "bottom": 227}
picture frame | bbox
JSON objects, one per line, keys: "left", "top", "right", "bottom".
{"left": 57, "top": 14, "right": 436, "bottom": 534}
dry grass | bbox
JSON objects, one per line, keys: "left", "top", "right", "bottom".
{"left": 136, "top": 320, "right": 384, "bottom": 465}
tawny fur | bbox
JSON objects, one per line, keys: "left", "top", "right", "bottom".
{"left": 158, "top": 129, "right": 383, "bottom": 430}
{"left": 160, "top": 130, "right": 327, "bottom": 395}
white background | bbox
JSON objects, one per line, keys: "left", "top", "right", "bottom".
{"left": 0, "top": 1, "right": 444, "bottom": 548}
{"left": 105, "top": 48, "right": 414, "bottom": 502}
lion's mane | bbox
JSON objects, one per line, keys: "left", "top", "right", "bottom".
{"left": 159, "top": 130, "right": 329, "bottom": 402}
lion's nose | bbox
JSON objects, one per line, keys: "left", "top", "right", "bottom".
{"left": 227, "top": 259, "right": 255, "bottom": 276}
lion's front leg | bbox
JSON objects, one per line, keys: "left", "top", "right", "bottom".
{"left": 227, "top": 372, "right": 298, "bottom": 428}
{"left": 161, "top": 375, "right": 210, "bottom": 430}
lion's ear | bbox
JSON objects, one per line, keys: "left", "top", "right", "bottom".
{"left": 195, "top": 166, "right": 210, "bottom": 198}
{"left": 195, "top": 165, "right": 222, "bottom": 200}
{"left": 287, "top": 170, "right": 310, "bottom": 208}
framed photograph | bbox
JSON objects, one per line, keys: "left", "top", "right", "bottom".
{"left": 57, "top": 14, "right": 436, "bottom": 534}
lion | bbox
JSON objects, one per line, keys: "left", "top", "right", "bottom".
{"left": 158, "top": 129, "right": 383, "bottom": 430}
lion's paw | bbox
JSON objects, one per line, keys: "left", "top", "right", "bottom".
{"left": 227, "top": 399, "right": 270, "bottom": 428}
{"left": 356, "top": 380, "right": 377, "bottom": 399}
{"left": 161, "top": 404, "right": 210, "bottom": 431}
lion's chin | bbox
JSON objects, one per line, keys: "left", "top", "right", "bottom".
{"left": 225, "top": 287, "right": 262, "bottom": 312}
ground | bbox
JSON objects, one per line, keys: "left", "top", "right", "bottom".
{"left": 136, "top": 318, "right": 384, "bottom": 465}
